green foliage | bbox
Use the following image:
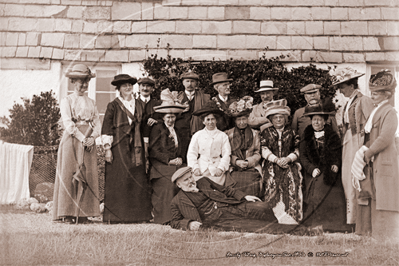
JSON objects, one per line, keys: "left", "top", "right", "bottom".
{"left": 0, "top": 91, "right": 61, "bottom": 146}
{"left": 143, "top": 54, "right": 337, "bottom": 114}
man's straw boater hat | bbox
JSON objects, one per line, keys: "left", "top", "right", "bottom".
{"left": 264, "top": 99, "right": 291, "bottom": 118}
{"left": 255, "top": 80, "right": 279, "bottom": 93}
{"left": 111, "top": 74, "right": 137, "bottom": 87}
{"left": 369, "top": 70, "right": 397, "bottom": 93}
{"left": 153, "top": 89, "right": 188, "bottom": 114}
{"left": 332, "top": 67, "right": 365, "bottom": 86}
{"left": 171, "top": 166, "right": 192, "bottom": 183}
{"left": 65, "top": 64, "right": 96, "bottom": 79}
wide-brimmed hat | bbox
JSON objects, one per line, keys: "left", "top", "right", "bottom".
{"left": 153, "top": 89, "right": 188, "bottom": 114}
{"left": 65, "top": 64, "right": 96, "bottom": 79}
{"left": 171, "top": 166, "right": 192, "bottom": 183}
{"left": 111, "top": 74, "right": 137, "bottom": 87}
{"left": 301, "top": 84, "right": 321, "bottom": 94}
{"left": 180, "top": 71, "right": 199, "bottom": 80}
{"left": 192, "top": 100, "right": 224, "bottom": 117}
{"left": 255, "top": 80, "right": 279, "bottom": 93}
{"left": 369, "top": 70, "right": 397, "bottom": 93}
{"left": 264, "top": 99, "right": 291, "bottom": 118}
{"left": 137, "top": 77, "right": 155, "bottom": 86}
{"left": 226, "top": 96, "right": 253, "bottom": 118}
{"left": 332, "top": 67, "right": 365, "bottom": 86}
{"left": 210, "top": 72, "right": 233, "bottom": 86}
{"left": 303, "top": 101, "right": 335, "bottom": 117}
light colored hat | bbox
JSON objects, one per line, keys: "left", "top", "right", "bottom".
{"left": 211, "top": 72, "right": 233, "bottom": 86}
{"left": 369, "top": 70, "right": 397, "bottom": 93}
{"left": 255, "top": 80, "right": 279, "bottom": 93}
{"left": 226, "top": 96, "right": 253, "bottom": 118}
{"left": 300, "top": 84, "right": 321, "bottom": 94}
{"left": 65, "top": 64, "right": 96, "bottom": 79}
{"left": 264, "top": 99, "right": 291, "bottom": 118}
{"left": 171, "top": 166, "right": 192, "bottom": 183}
{"left": 181, "top": 71, "right": 199, "bottom": 80}
{"left": 332, "top": 67, "right": 365, "bottom": 86}
{"left": 154, "top": 89, "right": 188, "bottom": 114}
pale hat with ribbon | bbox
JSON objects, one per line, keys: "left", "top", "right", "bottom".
{"left": 255, "top": 80, "right": 279, "bottom": 93}
{"left": 332, "top": 67, "right": 365, "bottom": 86}
{"left": 153, "top": 89, "right": 188, "bottom": 114}
{"left": 264, "top": 99, "right": 291, "bottom": 118}
{"left": 65, "top": 64, "right": 96, "bottom": 79}
{"left": 171, "top": 166, "right": 192, "bottom": 183}
{"left": 369, "top": 69, "right": 397, "bottom": 93}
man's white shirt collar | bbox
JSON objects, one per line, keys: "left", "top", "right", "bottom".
{"left": 140, "top": 95, "right": 151, "bottom": 103}
{"left": 219, "top": 95, "right": 228, "bottom": 103}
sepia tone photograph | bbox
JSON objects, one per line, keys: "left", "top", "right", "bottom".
{"left": 0, "top": 0, "right": 398, "bottom": 265}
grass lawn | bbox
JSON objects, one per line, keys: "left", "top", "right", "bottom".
{"left": 1, "top": 208, "right": 398, "bottom": 265}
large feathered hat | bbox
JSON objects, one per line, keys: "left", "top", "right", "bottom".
{"left": 369, "top": 70, "right": 397, "bottom": 92}
{"left": 153, "top": 89, "right": 188, "bottom": 114}
{"left": 264, "top": 99, "right": 291, "bottom": 118}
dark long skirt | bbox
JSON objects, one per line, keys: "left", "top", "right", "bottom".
{"left": 53, "top": 125, "right": 100, "bottom": 221}
{"left": 150, "top": 160, "right": 182, "bottom": 224}
{"left": 103, "top": 139, "right": 152, "bottom": 224}
{"left": 231, "top": 170, "right": 262, "bottom": 198}
{"left": 303, "top": 172, "right": 353, "bottom": 232}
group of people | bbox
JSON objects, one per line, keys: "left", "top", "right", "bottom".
{"left": 52, "top": 64, "right": 399, "bottom": 241}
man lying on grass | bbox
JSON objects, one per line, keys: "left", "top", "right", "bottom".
{"left": 170, "top": 166, "right": 277, "bottom": 231}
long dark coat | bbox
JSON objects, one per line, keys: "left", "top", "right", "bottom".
{"left": 101, "top": 99, "right": 152, "bottom": 223}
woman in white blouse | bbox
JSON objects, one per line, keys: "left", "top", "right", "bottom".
{"left": 101, "top": 74, "right": 152, "bottom": 224}
{"left": 53, "top": 64, "right": 101, "bottom": 224}
{"left": 187, "top": 102, "right": 232, "bottom": 186}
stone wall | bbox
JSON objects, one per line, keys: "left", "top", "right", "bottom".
{"left": 0, "top": 0, "right": 398, "bottom": 116}
{"left": 0, "top": 0, "right": 398, "bottom": 67}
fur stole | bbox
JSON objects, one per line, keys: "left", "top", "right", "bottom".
{"left": 303, "top": 124, "right": 342, "bottom": 186}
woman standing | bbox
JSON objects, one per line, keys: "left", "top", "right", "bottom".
{"left": 261, "top": 99, "right": 302, "bottom": 224}
{"left": 299, "top": 103, "right": 350, "bottom": 232}
{"left": 149, "top": 89, "right": 187, "bottom": 225}
{"left": 187, "top": 102, "right": 232, "bottom": 186}
{"left": 225, "top": 96, "right": 263, "bottom": 197}
{"left": 53, "top": 64, "right": 101, "bottom": 224}
{"left": 354, "top": 70, "right": 399, "bottom": 240}
{"left": 101, "top": 74, "right": 152, "bottom": 224}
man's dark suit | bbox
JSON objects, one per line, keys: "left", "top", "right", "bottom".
{"left": 175, "top": 90, "right": 210, "bottom": 158}
{"left": 213, "top": 95, "right": 236, "bottom": 131}
{"left": 137, "top": 97, "right": 162, "bottom": 140}
{"left": 170, "top": 177, "right": 276, "bottom": 230}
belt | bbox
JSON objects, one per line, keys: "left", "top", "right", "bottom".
{"left": 75, "top": 120, "right": 92, "bottom": 126}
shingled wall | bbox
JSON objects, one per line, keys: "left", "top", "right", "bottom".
{"left": 1, "top": 0, "right": 399, "bottom": 68}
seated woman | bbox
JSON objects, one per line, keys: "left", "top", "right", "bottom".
{"left": 187, "top": 101, "right": 232, "bottom": 186}
{"left": 149, "top": 89, "right": 187, "bottom": 225}
{"left": 299, "top": 103, "right": 350, "bottom": 232}
{"left": 224, "top": 96, "right": 263, "bottom": 197}
{"left": 261, "top": 99, "right": 303, "bottom": 224}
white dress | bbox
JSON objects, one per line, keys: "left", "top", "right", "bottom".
{"left": 187, "top": 128, "right": 231, "bottom": 185}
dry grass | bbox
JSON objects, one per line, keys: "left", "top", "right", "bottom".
{"left": 1, "top": 208, "right": 398, "bottom": 265}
